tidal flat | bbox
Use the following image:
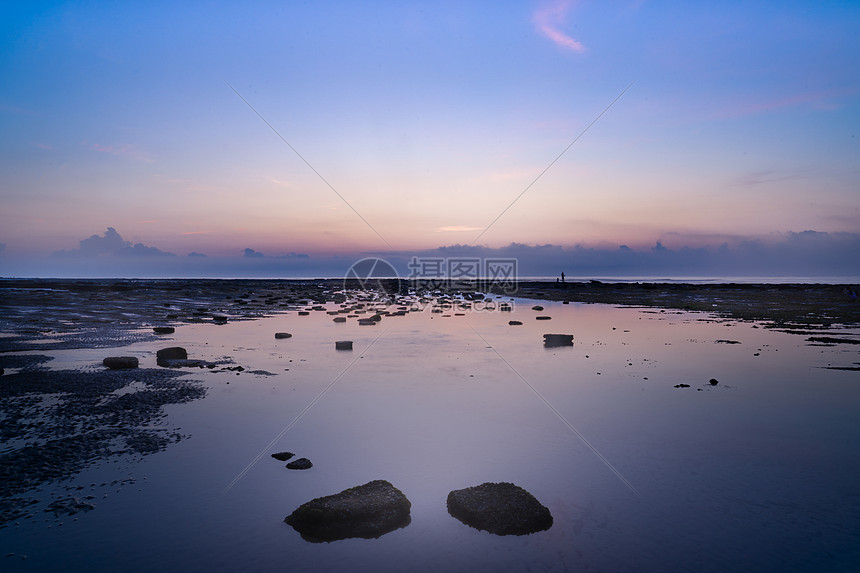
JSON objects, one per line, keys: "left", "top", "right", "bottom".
{"left": 1, "top": 279, "right": 858, "bottom": 571}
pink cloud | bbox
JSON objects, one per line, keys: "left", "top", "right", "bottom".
{"left": 534, "top": 0, "right": 586, "bottom": 54}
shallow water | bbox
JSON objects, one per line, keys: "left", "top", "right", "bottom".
{"left": 2, "top": 298, "right": 859, "bottom": 572}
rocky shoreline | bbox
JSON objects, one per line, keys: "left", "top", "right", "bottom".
{"left": 2, "top": 278, "right": 857, "bottom": 527}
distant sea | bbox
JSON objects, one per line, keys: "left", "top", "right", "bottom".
{"left": 2, "top": 275, "right": 859, "bottom": 284}
{"left": 523, "top": 276, "right": 860, "bottom": 285}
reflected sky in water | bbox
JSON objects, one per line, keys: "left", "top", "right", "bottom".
{"left": 3, "top": 297, "right": 859, "bottom": 572}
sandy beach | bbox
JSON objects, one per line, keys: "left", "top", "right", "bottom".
{"left": 1, "top": 279, "right": 859, "bottom": 571}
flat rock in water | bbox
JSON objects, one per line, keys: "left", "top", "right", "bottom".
{"left": 102, "top": 356, "right": 139, "bottom": 369}
{"left": 285, "top": 480, "right": 411, "bottom": 542}
{"left": 535, "top": 316, "right": 552, "bottom": 320}
{"left": 286, "top": 457, "right": 313, "bottom": 470}
{"left": 531, "top": 305, "right": 544, "bottom": 311}
{"left": 335, "top": 340, "right": 353, "bottom": 350}
{"left": 153, "top": 327, "right": 175, "bottom": 334}
{"left": 275, "top": 332, "right": 292, "bottom": 339}
{"left": 447, "top": 482, "right": 552, "bottom": 536}
{"left": 271, "top": 451, "right": 295, "bottom": 462}
{"left": 508, "top": 320, "right": 523, "bottom": 326}
{"left": 156, "top": 347, "right": 187, "bottom": 365}
{"left": 358, "top": 319, "right": 377, "bottom": 326}
{"left": 543, "top": 334, "right": 573, "bottom": 347}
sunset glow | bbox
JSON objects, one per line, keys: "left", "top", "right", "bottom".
{"left": 1, "top": 1, "right": 858, "bottom": 277}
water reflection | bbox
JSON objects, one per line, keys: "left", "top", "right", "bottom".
{"left": 2, "top": 297, "right": 859, "bottom": 572}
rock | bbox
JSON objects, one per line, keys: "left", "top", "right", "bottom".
{"left": 531, "top": 305, "right": 544, "bottom": 311}
{"left": 271, "top": 451, "right": 295, "bottom": 462}
{"left": 275, "top": 332, "right": 292, "bottom": 339}
{"left": 674, "top": 383, "right": 690, "bottom": 388}
{"left": 285, "top": 480, "right": 412, "bottom": 542}
{"left": 358, "top": 318, "right": 377, "bottom": 326}
{"left": 333, "top": 317, "right": 347, "bottom": 323}
{"left": 286, "top": 457, "right": 313, "bottom": 470}
{"left": 102, "top": 356, "right": 139, "bottom": 369}
{"left": 335, "top": 341, "right": 353, "bottom": 351}
{"left": 0, "top": 367, "right": 3, "bottom": 376}
{"left": 156, "top": 347, "right": 187, "bottom": 363}
{"left": 298, "top": 311, "right": 310, "bottom": 316}
{"left": 543, "top": 334, "right": 573, "bottom": 347}
{"left": 535, "top": 316, "right": 552, "bottom": 320}
{"left": 153, "top": 327, "right": 175, "bottom": 334}
{"left": 508, "top": 320, "right": 523, "bottom": 326}
{"left": 447, "top": 482, "right": 552, "bottom": 536}
{"left": 709, "top": 378, "right": 719, "bottom": 386}
{"left": 212, "top": 315, "right": 228, "bottom": 324}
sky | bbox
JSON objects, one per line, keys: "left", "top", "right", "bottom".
{"left": 1, "top": 1, "right": 859, "bottom": 278}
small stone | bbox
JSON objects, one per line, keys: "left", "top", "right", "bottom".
{"left": 709, "top": 378, "right": 719, "bottom": 386}
{"left": 102, "top": 356, "right": 139, "bottom": 369}
{"left": 335, "top": 341, "right": 353, "bottom": 351}
{"left": 358, "top": 319, "right": 377, "bottom": 326}
{"left": 271, "top": 451, "right": 295, "bottom": 462}
{"left": 156, "top": 347, "right": 187, "bottom": 363}
{"left": 531, "top": 305, "right": 544, "bottom": 311}
{"left": 543, "top": 334, "right": 573, "bottom": 347}
{"left": 333, "top": 317, "right": 347, "bottom": 323}
{"left": 508, "top": 320, "right": 523, "bottom": 326}
{"left": 275, "top": 332, "right": 292, "bottom": 339}
{"left": 535, "top": 316, "right": 552, "bottom": 320}
{"left": 674, "top": 383, "right": 690, "bottom": 388}
{"left": 286, "top": 457, "right": 313, "bottom": 470}
{"left": 153, "top": 327, "right": 175, "bottom": 334}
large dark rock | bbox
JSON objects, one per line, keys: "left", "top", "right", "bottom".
{"left": 271, "top": 451, "right": 295, "bottom": 462}
{"left": 447, "top": 482, "right": 552, "bottom": 536}
{"left": 102, "top": 356, "right": 139, "bottom": 369}
{"left": 275, "top": 332, "right": 292, "bottom": 339}
{"left": 153, "top": 327, "right": 175, "bottom": 334}
{"left": 335, "top": 340, "right": 353, "bottom": 350}
{"left": 285, "top": 480, "right": 411, "bottom": 542}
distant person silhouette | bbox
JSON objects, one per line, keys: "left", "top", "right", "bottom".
{"left": 561, "top": 272, "right": 565, "bottom": 283}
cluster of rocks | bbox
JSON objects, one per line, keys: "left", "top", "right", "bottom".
{"left": 283, "top": 479, "right": 552, "bottom": 543}
{"left": 271, "top": 451, "right": 313, "bottom": 470}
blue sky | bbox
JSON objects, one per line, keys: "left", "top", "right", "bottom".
{"left": 1, "top": 1, "right": 859, "bottom": 277}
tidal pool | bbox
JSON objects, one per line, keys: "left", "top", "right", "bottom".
{"left": 2, "top": 296, "right": 859, "bottom": 572}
